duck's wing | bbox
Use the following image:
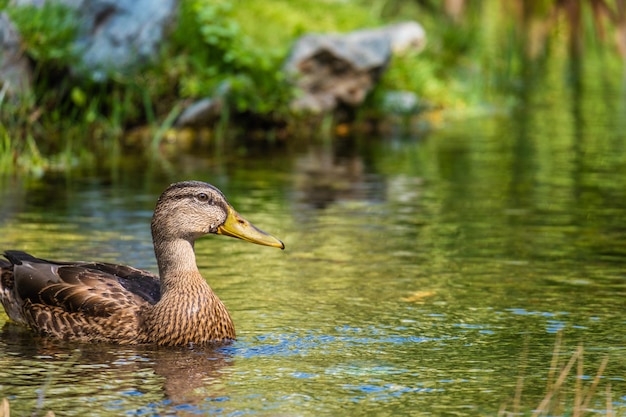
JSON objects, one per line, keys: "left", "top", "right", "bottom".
{"left": 74, "top": 262, "right": 161, "bottom": 305}
{"left": 2, "top": 250, "right": 160, "bottom": 324}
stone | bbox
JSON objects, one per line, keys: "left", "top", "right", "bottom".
{"left": 384, "top": 21, "right": 426, "bottom": 54}
{"left": 381, "top": 91, "right": 420, "bottom": 115}
{"left": 0, "top": 12, "right": 33, "bottom": 101}
{"left": 174, "top": 82, "right": 230, "bottom": 128}
{"left": 10, "top": 0, "right": 178, "bottom": 81}
{"left": 174, "top": 98, "right": 223, "bottom": 128}
{"left": 73, "top": 0, "right": 178, "bottom": 81}
{"left": 283, "top": 21, "right": 426, "bottom": 114}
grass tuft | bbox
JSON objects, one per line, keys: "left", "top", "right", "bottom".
{"left": 499, "top": 332, "right": 618, "bottom": 417}
{"left": 0, "top": 398, "right": 54, "bottom": 417}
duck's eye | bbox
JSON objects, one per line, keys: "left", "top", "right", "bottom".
{"left": 196, "top": 192, "right": 211, "bottom": 203}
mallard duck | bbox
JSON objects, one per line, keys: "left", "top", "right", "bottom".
{"left": 0, "top": 181, "right": 284, "bottom": 346}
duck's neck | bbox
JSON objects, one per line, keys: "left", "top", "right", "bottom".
{"left": 153, "top": 237, "right": 205, "bottom": 292}
{"left": 148, "top": 236, "right": 236, "bottom": 345}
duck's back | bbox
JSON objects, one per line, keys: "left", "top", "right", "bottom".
{"left": 0, "top": 250, "right": 161, "bottom": 344}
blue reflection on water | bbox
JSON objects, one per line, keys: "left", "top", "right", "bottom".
{"left": 291, "top": 371, "right": 318, "bottom": 379}
{"left": 343, "top": 383, "right": 439, "bottom": 394}
{"left": 506, "top": 308, "right": 568, "bottom": 317}
{"left": 505, "top": 308, "right": 581, "bottom": 333}
{"left": 546, "top": 320, "right": 566, "bottom": 333}
{"left": 220, "top": 327, "right": 438, "bottom": 359}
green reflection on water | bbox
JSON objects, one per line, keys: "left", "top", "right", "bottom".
{"left": 1, "top": 93, "right": 626, "bottom": 415}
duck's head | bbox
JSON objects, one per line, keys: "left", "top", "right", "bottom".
{"left": 151, "top": 181, "right": 284, "bottom": 249}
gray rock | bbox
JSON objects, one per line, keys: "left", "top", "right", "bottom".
{"left": 284, "top": 30, "right": 390, "bottom": 113}
{"left": 174, "top": 82, "right": 230, "bottom": 128}
{"left": 381, "top": 91, "right": 420, "bottom": 114}
{"left": 175, "top": 98, "right": 223, "bottom": 128}
{"left": 73, "top": 0, "right": 178, "bottom": 80}
{"left": 384, "top": 21, "right": 426, "bottom": 54}
{"left": 284, "top": 21, "right": 426, "bottom": 114}
{"left": 0, "top": 12, "right": 33, "bottom": 101}
{"left": 10, "top": 0, "right": 178, "bottom": 81}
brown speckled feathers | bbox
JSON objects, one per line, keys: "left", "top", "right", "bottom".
{"left": 0, "top": 250, "right": 159, "bottom": 343}
{"left": 0, "top": 181, "right": 284, "bottom": 346}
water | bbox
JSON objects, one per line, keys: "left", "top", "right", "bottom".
{"left": 1, "top": 92, "right": 626, "bottom": 415}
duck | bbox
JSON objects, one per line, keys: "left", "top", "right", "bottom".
{"left": 0, "top": 181, "right": 284, "bottom": 346}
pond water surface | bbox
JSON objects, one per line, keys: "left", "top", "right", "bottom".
{"left": 1, "top": 86, "right": 626, "bottom": 415}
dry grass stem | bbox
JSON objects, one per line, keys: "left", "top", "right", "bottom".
{"left": 579, "top": 355, "right": 609, "bottom": 414}
{"left": 512, "top": 338, "right": 529, "bottom": 416}
{"left": 606, "top": 383, "right": 613, "bottom": 417}
{"left": 532, "top": 345, "right": 582, "bottom": 417}
{"left": 574, "top": 345, "right": 584, "bottom": 417}
{"left": 546, "top": 330, "right": 563, "bottom": 394}
{"left": 0, "top": 398, "right": 55, "bottom": 417}
{"left": 0, "top": 398, "right": 8, "bottom": 417}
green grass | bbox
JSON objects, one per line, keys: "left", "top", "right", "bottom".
{"left": 231, "top": 0, "right": 380, "bottom": 49}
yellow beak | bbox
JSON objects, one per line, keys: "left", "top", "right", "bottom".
{"left": 217, "top": 205, "right": 285, "bottom": 249}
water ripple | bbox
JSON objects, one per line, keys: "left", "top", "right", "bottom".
{"left": 220, "top": 328, "right": 439, "bottom": 359}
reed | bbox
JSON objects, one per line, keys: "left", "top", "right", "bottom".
{"left": 0, "top": 398, "right": 54, "bottom": 417}
{"left": 499, "top": 332, "right": 616, "bottom": 417}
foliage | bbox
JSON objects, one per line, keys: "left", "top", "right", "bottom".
{"left": 171, "top": 0, "right": 293, "bottom": 116}
{"left": 229, "top": 0, "right": 379, "bottom": 49}
{"left": 4, "top": 1, "right": 78, "bottom": 66}
{"left": 168, "top": 0, "right": 378, "bottom": 116}
{"left": 0, "top": 2, "right": 183, "bottom": 174}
